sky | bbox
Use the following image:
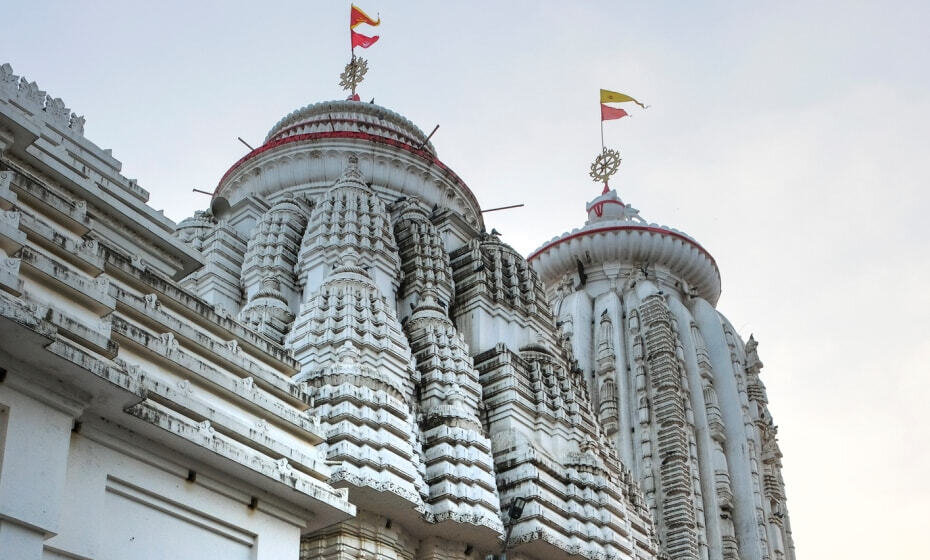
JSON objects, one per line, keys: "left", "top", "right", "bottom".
{"left": 3, "top": 1, "right": 929, "bottom": 557}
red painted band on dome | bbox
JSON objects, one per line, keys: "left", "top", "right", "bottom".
{"left": 586, "top": 199, "right": 625, "bottom": 212}
{"left": 526, "top": 225, "right": 718, "bottom": 271}
{"left": 269, "top": 118, "right": 425, "bottom": 147}
{"left": 214, "top": 131, "right": 480, "bottom": 214}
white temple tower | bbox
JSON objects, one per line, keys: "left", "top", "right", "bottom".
{"left": 176, "top": 99, "right": 660, "bottom": 559}
{"left": 529, "top": 187, "right": 796, "bottom": 560}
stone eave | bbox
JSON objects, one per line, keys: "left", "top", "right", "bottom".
{"left": 0, "top": 88, "right": 203, "bottom": 281}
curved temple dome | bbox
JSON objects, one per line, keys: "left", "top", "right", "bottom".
{"left": 213, "top": 100, "right": 484, "bottom": 233}
{"left": 529, "top": 187, "right": 722, "bottom": 304}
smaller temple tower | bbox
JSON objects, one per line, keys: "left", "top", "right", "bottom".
{"left": 528, "top": 179, "right": 795, "bottom": 560}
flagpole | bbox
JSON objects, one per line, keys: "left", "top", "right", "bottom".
{"left": 600, "top": 119, "right": 604, "bottom": 151}
{"left": 349, "top": 4, "right": 355, "bottom": 96}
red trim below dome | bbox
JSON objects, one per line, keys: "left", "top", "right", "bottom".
{"left": 214, "top": 131, "right": 481, "bottom": 215}
{"left": 587, "top": 198, "right": 625, "bottom": 217}
{"left": 526, "top": 225, "right": 718, "bottom": 271}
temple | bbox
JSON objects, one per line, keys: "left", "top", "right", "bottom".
{"left": 0, "top": 62, "right": 793, "bottom": 560}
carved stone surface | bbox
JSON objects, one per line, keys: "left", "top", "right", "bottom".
{"left": 186, "top": 135, "right": 663, "bottom": 557}
{"left": 528, "top": 188, "right": 796, "bottom": 560}
{"left": 0, "top": 63, "right": 794, "bottom": 560}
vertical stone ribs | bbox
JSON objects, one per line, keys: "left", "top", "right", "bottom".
{"left": 393, "top": 200, "right": 502, "bottom": 532}
{"left": 296, "top": 156, "right": 400, "bottom": 299}
{"left": 691, "top": 323, "right": 739, "bottom": 560}
{"left": 473, "top": 344, "right": 659, "bottom": 560}
{"left": 288, "top": 158, "right": 428, "bottom": 513}
{"left": 238, "top": 196, "right": 309, "bottom": 342}
{"left": 449, "top": 233, "right": 548, "bottom": 324}
{"left": 289, "top": 260, "right": 428, "bottom": 508}
{"left": 175, "top": 210, "right": 247, "bottom": 312}
{"left": 638, "top": 295, "right": 699, "bottom": 560}
{"left": 404, "top": 296, "right": 501, "bottom": 530}
{"left": 393, "top": 202, "right": 453, "bottom": 308}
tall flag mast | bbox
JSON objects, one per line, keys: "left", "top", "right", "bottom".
{"left": 340, "top": 4, "right": 381, "bottom": 100}
{"left": 591, "top": 88, "right": 649, "bottom": 193}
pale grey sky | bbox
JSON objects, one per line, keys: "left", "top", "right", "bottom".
{"left": 4, "top": 1, "right": 929, "bottom": 557}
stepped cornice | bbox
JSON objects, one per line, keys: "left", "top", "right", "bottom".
{"left": 529, "top": 219, "right": 721, "bottom": 305}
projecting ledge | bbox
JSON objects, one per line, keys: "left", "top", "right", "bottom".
{"left": 125, "top": 400, "right": 354, "bottom": 530}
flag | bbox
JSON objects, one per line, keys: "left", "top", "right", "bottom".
{"left": 351, "top": 30, "right": 380, "bottom": 49}
{"left": 601, "top": 104, "right": 629, "bottom": 121}
{"left": 600, "top": 89, "right": 648, "bottom": 109}
{"left": 350, "top": 4, "right": 380, "bottom": 29}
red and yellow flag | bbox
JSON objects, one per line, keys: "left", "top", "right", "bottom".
{"left": 600, "top": 89, "right": 648, "bottom": 110}
{"left": 350, "top": 4, "right": 380, "bottom": 29}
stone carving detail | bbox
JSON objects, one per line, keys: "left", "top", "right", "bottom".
{"left": 634, "top": 294, "right": 700, "bottom": 560}
{"left": 392, "top": 197, "right": 454, "bottom": 310}
{"left": 288, "top": 159, "right": 430, "bottom": 514}
{"left": 403, "top": 289, "right": 502, "bottom": 531}
{"left": 44, "top": 95, "right": 70, "bottom": 125}
{"left": 0, "top": 64, "right": 87, "bottom": 135}
{"left": 19, "top": 78, "right": 45, "bottom": 110}
{"left": 69, "top": 113, "right": 85, "bottom": 135}
{"left": 143, "top": 293, "right": 159, "bottom": 309}
{"left": 0, "top": 63, "right": 16, "bottom": 93}
{"left": 176, "top": 379, "right": 194, "bottom": 398}
{"left": 238, "top": 194, "right": 309, "bottom": 342}
{"left": 160, "top": 332, "right": 179, "bottom": 351}
{"left": 724, "top": 325, "right": 774, "bottom": 560}
{"left": 473, "top": 334, "right": 658, "bottom": 559}
{"left": 691, "top": 323, "right": 739, "bottom": 559}
{"left": 143, "top": 91, "right": 796, "bottom": 559}
{"left": 296, "top": 154, "right": 401, "bottom": 303}
{"left": 744, "top": 335, "right": 794, "bottom": 560}
{"left": 0, "top": 68, "right": 811, "bottom": 560}
{"left": 0, "top": 170, "right": 13, "bottom": 192}
{"left": 0, "top": 209, "right": 18, "bottom": 227}
{"left": 595, "top": 311, "right": 620, "bottom": 437}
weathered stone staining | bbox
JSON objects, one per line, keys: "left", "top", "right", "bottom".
{"left": 0, "top": 61, "right": 794, "bottom": 560}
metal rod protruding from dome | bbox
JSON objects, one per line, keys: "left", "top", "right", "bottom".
{"left": 237, "top": 137, "right": 255, "bottom": 151}
{"left": 417, "top": 125, "right": 439, "bottom": 150}
{"left": 481, "top": 203, "right": 525, "bottom": 213}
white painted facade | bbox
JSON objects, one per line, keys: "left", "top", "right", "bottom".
{"left": 0, "top": 61, "right": 793, "bottom": 560}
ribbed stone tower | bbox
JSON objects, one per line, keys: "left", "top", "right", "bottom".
{"left": 528, "top": 188, "right": 795, "bottom": 560}
{"left": 175, "top": 100, "right": 661, "bottom": 559}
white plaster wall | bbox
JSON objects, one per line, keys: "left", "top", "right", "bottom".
{"left": 0, "top": 383, "right": 74, "bottom": 560}
{"left": 0, "top": 378, "right": 308, "bottom": 560}
{"left": 44, "top": 424, "right": 303, "bottom": 560}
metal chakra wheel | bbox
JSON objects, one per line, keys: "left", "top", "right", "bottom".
{"left": 339, "top": 56, "right": 369, "bottom": 95}
{"left": 589, "top": 147, "right": 622, "bottom": 184}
